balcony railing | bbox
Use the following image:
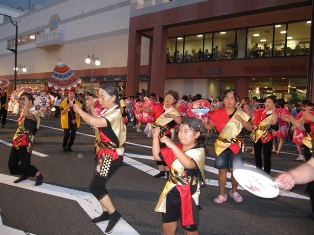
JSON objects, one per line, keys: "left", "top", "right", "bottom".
{"left": 36, "top": 30, "right": 64, "bottom": 48}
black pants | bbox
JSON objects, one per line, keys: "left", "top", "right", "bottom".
{"left": 8, "top": 146, "right": 38, "bottom": 177}
{"left": 0, "top": 108, "right": 7, "bottom": 126}
{"left": 54, "top": 106, "right": 61, "bottom": 118}
{"left": 63, "top": 117, "right": 77, "bottom": 148}
{"left": 254, "top": 138, "right": 273, "bottom": 174}
{"left": 303, "top": 144, "right": 314, "bottom": 212}
{"left": 89, "top": 155, "right": 123, "bottom": 200}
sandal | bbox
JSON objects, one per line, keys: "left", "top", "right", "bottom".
{"left": 214, "top": 194, "right": 227, "bottom": 204}
{"left": 230, "top": 190, "right": 243, "bottom": 203}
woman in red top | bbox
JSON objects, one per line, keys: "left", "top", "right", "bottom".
{"left": 251, "top": 95, "right": 278, "bottom": 174}
{"left": 272, "top": 99, "right": 290, "bottom": 155}
{"left": 135, "top": 90, "right": 181, "bottom": 178}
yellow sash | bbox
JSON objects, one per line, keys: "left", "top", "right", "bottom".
{"left": 214, "top": 109, "right": 250, "bottom": 156}
{"left": 154, "top": 107, "right": 181, "bottom": 127}
{"left": 250, "top": 114, "right": 273, "bottom": 143}
{"left": 302, "top": 133, "right": 312, "bottom": 151}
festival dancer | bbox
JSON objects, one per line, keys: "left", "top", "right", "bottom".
{"left": 290, "top": 100, "right": 313, "bottom": 162}
{"left": 251, "top": 95, "right": 278, "bottom": 174}
{"left": 280, "top": 101, "right": 314, "bottom": 219}
{"left": 152, "top": 117, "right": 207, "bottom": 234}
{"left": 203, "top": 90, "right": 252, "bottom": 203}
{"left": 0, "top": 88, "right": 9, "bottom": 128}
{"left": 73, "top": 83, "right": 126, "bottom": 233}
{"left": 8, "top": 92, "right": 43, "bottom": 186}
{"left": 142, "top": 95, "right": 156, "bottom": 137}
{"left": 60, "top": 91, "right": 81, "bottom": 152}
{"left": 135, "top": 90, "right": 181, "bottom": 178}
{"left": 272, "top": 99, "right": 290, "bottom": 155}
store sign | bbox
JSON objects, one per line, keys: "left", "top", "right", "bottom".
{"left": 243, "top": 65, "right": 306, "bottom": 73}
{"left": 198, "top": 68, "right": 224, "bottom": 75}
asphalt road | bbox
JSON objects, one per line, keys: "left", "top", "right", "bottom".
{"left": 0, "top": 114, "right": 314, "bottom": 235}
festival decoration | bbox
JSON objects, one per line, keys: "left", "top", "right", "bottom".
{"left": 11, "top": 86, "right": 47, "bottom": 109}
{"left": 188, "top": 100, "right": 211, "bottom": 120}
{"left": 0, "top": 78, "right": 10, "bottom": 89}
{"left": 48, "top": 61, "right": 82, "bottom": 92}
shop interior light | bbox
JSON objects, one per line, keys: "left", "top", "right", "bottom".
{"left": 280, "top": 31, "right": 286, "bottom": 34}
{"left": 220, "top": 31, "right": 226, "bottom": 34}
{"left": 307, "top": 21, "right": 311, "bottom": 24}
{"left": 287, "top": 36, "right": 292, "bottom": 39}
{"left": 253, "top": 34, "right": 260, "bottom": 37}
{"left": 177, "top": 37, "right": 183, "bottom": 40}
{"left": 197, "top": 34, "right": 203, "bottom": 37}
{"left": 260, "top": 39, "right": 266, "bottom": 42}
{"left": 275, "top": 25, "right": 281, "bottom": 27}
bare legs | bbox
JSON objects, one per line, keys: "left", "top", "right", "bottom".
{"left": 99, "top": 194, "right": 115, "bottom": 214}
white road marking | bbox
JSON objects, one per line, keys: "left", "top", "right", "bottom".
{"left": 0, "top": 173, "right": 139, "bottom": 235}
{"left": 0, "top": 140, "right": 48, "bottom": 157}
{"left": 1, "top": 120, "right": 309, "bottom": 234}
{"left": 124, "top": 153, "right": 309, "bottom": 200}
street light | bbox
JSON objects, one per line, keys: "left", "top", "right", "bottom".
{"left": 85, "top": 54, "right": 100, "bottom": 92}
{"left": 0, "top": 13, "right": 18, "bottom": 90}
{"left": 13, "top": 64, "right": 27, "bottom": 88}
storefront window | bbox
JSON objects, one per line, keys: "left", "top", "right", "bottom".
{"left": 7, "top": 39, "right": 14, "bottom": 48}
{"left": 289, "top": 77, "right": 307, "bottom": 103}
{"left": 183, "top": 34, "right": 204, "bottom": 62}
{"left": 273, "top": 24, "right": 286, "bottom": 57}
{"left": 21, "top": 35, "right": 28, "bottom": 44}
{"left": 28, "top": 34, "right": 36, "bottom": 42}
{"left": 176, "top": 37, "right": 183, "bottom": 62}
{"left": 204, "top": 33, "right": 213, "bottom": 61}
{"left": 286, "top": 21, "right": 311, "bottom": 56}
{"left": 247, "top": 25, "right": 273, "bottom": 58}
{"left": 213, "top": 30, "right": 236, "bottom": 60}
{"left": 166, "top": 38, "right": 176, "bottom": 63}
{"left": 167, "top": 20, "right": 311, "bottom": 63}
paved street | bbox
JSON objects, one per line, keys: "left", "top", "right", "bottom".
{"left": 1, "top": 114, "right": 314, "bottom": 235}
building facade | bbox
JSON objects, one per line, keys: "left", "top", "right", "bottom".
{"left": 0, "top": 0, "right": 150, "bottom": 94}
{"left": 0, "top": 0, "right": 313, "bottom": 103}
{"left": 127, "top": 0, "right": 314, "bottom": 102}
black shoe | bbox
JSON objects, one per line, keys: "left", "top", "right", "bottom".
{"left": 91, "top": 211, "right": 109, "bottom": 223}
{"left": 105, "top": 211, "right": 121, "bottom": 233}
{"left": 153, "top": 171, "right": 166, "bottom": 178}
{"left": 1, "top": 125, "right": 4, "bottom": 128}
{"left": 67, "top": 147, "right": 72, "bottom": 152}
{"left": 14, "top": 175, "right": 27, "bottom": 183}
{"left": 35, "top": 174, "right": 43, "bottom": 186}
{"left": 63, "top": 147, "right": 67, "bottom": 152}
